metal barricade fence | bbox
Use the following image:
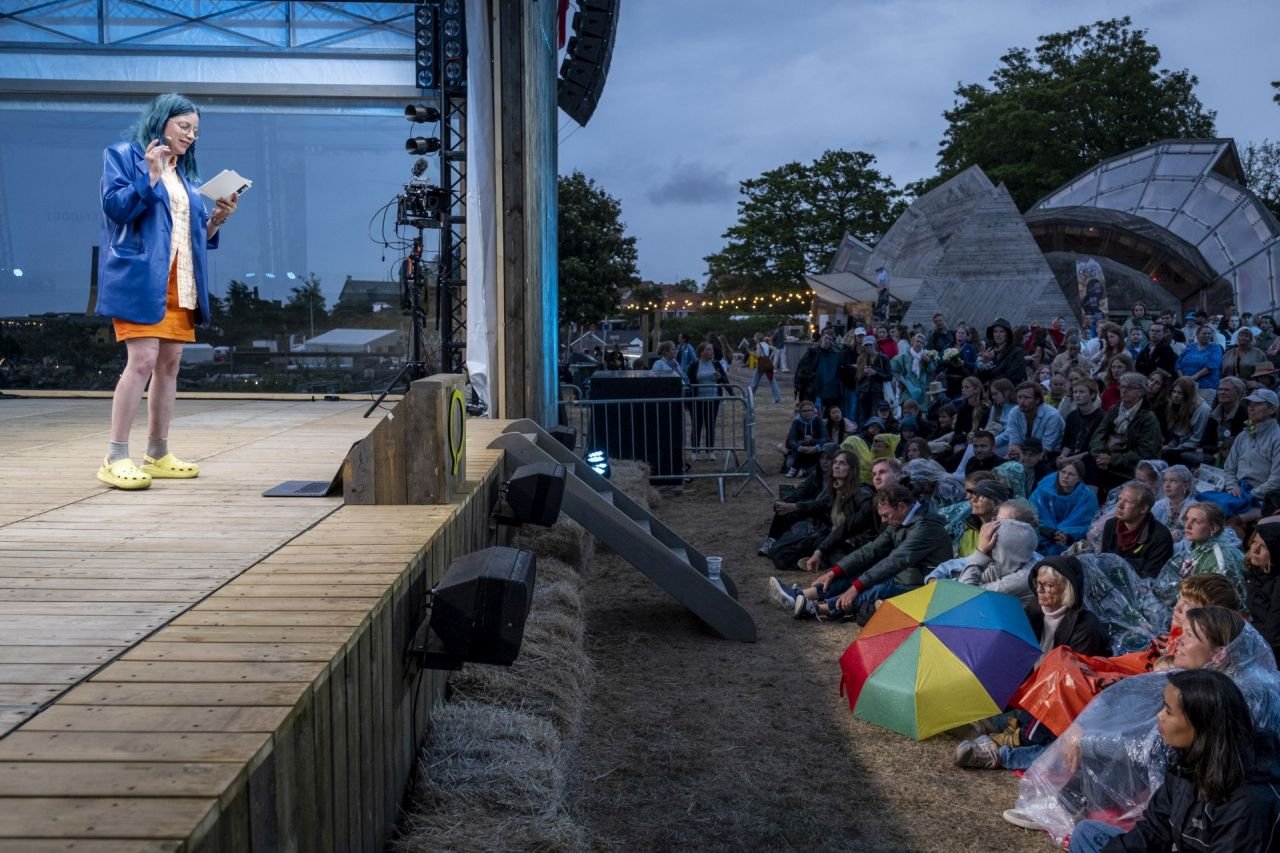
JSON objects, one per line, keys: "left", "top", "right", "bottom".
{"left": 556, "top": 383, "right": 772, "bottom": 501}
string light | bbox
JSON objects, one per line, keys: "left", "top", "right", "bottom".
{"left": 620, "top": 290, "right": 812, "bottom": 312}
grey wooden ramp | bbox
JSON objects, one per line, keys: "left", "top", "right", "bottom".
{"left": 491, "top": 420, "right": 757, "bottom": 642}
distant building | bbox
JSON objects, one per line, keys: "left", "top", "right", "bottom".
{"left": 336, "top": 277, "right": 404, "bottom": 313}
{"left": 295, "top": 328, "right": 397, "bottom": 369}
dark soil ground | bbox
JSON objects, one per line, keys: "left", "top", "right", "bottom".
{"left": 565, "top": 363, "right": 1053, "bottom": 852}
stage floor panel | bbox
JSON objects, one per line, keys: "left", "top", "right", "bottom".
{"left": 0, "top": 396, "right": 511, "bottom": 848}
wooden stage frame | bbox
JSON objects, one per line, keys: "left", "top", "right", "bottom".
{"left": 0, "top": 396, "right": 509, "bottom": 851}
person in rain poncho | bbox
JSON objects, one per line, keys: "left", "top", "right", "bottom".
{"left": 1004, "top": 606, "right": 1280, "bottom": 841}
{"left": 840, "top": 431, "right": 899, "bottom": 485}
{"left": 1150, "top": 502, "right": 1247, "bottom": 614}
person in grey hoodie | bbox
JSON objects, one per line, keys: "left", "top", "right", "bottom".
{"left": 957, "top": 518, "right": 1041, "bottom": 609}
{"left": 1223, "top": 388, "right": 1280, "bottom": 516}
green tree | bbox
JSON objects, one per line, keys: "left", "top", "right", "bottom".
{"left": 917, "top": 17, "right": 1216, "bottom": 209}
{"left": 673, "top": 277, "right": 699, "bottom": 292}
{"left": 286, "top": 274, "right": 328, "bottom": 338}
{"left": 558, "top": 171, "right": 639, "bottom": 328}
{"left": 1242, "top": 140, "right": 1280, "bottom": 219}
{"left": 704, "top": 150, "right": 902, "bottom": 298}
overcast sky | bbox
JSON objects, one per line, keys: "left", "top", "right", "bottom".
{"left": 557, "top": 0, "right": 1280, "bottom": 285}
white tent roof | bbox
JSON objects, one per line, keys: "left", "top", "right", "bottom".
{"left": 804, "top": 272, "right": 925, "bottom": 306}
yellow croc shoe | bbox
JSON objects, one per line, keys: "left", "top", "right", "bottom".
{"left": 97, "top": 457, "right": 152, "bottom": 490}
{"left": 140, "top": 453, "right": 200, "bottom": 479}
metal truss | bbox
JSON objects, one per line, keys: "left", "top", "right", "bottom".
{"left": 437, "top": 87, "right": 466, "bottom": 374}
{"left": 0, "top": 1, "right": 414, "bottom": 53}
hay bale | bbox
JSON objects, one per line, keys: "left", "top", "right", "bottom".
{"left": 395, "top": 702, "right": 586, "bottom": 852}
{"left": 608, "top": 459, "right": 661, "bottom": 510}
{"left": 400, "top": 539, "right": 593, "bottom": 850}
{"left": 514, "top": 517, "right": 594, "bottom": 570}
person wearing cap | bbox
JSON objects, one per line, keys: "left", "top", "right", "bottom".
{"left": 874, "top": 400, "right": 899, "bottom": 435}
{"left": 958, "top": 475, "right": 1013, "bottom": 557}
{"left": 854, "top": 334, "right": 891, "bottom": 424}
{"left": 1014, "top": 436, "right": 1048, "bottom": 489}
{"left": 1222, "top": 387, "right": 1280, "bottom": 518}
{"left": 1252, "top": 363, "right": 1280, "bottom": 392}
{"left": 1003, "top": 381, "right": 1065, "bottom": 462}
{"left": 1097, "top": 480, "right": 1173, "bottom": 578}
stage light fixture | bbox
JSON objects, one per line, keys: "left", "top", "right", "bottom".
{"left": 405, "top": 104, "right": 441, "bottom": 123}
{"left": 585, "top": 449, "right": 610, "bottom": 479}
{"left": 495, "top": 461, "right": 566, "bottom": 527}
{"left": 405, "top": 137, "right": 443, "bottom": 155}
{"left": 407, "top": 546, "right": 537, "bottom": 669}
{"left": 438, "top": 0, "right": 466, "bottom": 88}
{"left": 414, "top": 4, "right": 438, "bottom": 90}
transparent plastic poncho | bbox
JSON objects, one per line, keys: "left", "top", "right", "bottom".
{"left": 1076, "top": 554, "right": 1170, "bottom": 654}
{"left": 902, "top": 458, "right": 966, "bottom": 512}
{"left": 1012, "top": 623, "right": 1280, "bottom": 843}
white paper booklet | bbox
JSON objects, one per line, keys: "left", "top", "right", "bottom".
{"left": 198, "top": 169, "right": 253, "bottom": 200}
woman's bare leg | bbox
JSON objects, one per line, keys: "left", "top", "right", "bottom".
{"left": 146, "top": 340, "right": 185, "bottom": 446}
{"left": 109, "top": 338, "right": 160, "bottom": 445}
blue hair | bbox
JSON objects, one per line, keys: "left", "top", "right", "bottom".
{"left": 125, "top": 93, "right": 201, "bottom": 181}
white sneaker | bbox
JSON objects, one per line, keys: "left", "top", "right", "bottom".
{"left": 767, "top": 577, "right": 797, "bottom": 611}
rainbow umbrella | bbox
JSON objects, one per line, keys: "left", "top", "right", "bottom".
{"left": 839, "top": 579, "right": 1040, "bottom": 740}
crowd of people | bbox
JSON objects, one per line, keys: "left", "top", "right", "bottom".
{"left": 760, "top": 305, "right": 1280, "bottom": 847}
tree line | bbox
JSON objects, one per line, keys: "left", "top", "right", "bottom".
{"left": 560, "top": 17, "right": 1280, "bottom": 329}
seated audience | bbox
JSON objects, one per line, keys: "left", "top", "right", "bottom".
{"left": 1087, "top": 372, "right": 1162, "bottom": 491}
{"left": 1245, "top": 522, "right": 1280, "bottom": 665}
{"left": 783, "top": 399, "right": 826, "bottom": 477}
{"left": 1031, "top": 460, "right": 1099, "bottom": 555}
{"left": 1221, "top": 388, "right": 1280, "bottom": 517}
{"left": 1152, "top": 464, "right": 1200, "bottom": 552}
{"left": 774, "top": 485, "right": 953, "bottom": 621}
{"left": 1098, "top": 481, "right": 1174, "bottom": 579}
{"left": 1068, "top": 669, "right": 1280, "bottom": 853}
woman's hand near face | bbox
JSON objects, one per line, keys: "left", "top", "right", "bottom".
{"left": 145, "top": 139, "right": 170, "bottom": 184}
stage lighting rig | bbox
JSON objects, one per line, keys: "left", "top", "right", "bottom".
{"left": 405, "top": 104, "right": 441, "bottom": 123}
{"left": 397, "top": 157, "right": 445, "bottom": 229}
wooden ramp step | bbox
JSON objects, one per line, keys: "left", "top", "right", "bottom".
{"left": 492, "top": 420, "right": 755, "bottom": 642}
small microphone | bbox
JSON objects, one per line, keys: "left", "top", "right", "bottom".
{"left": 412, "top": 158, "right": 429, "bottom": 178}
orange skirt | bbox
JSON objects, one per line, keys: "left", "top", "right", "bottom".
{"left": 113, "top": 258, "right": 196, "bottom": 343}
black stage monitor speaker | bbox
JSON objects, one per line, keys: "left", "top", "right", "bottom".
{"left": 499, "top": 461, "right": 567, "bottom": 527}
{"left": 588, "top": 370, "right": 684, "bottom": 483}
{"left": 549, "top": 424, "right": 577, "bottom": 451}
{"left": 557, "top": 0, "right": 618, "bottom": 126}
{"left": 428, "top": 547, "right": 537, "bottom": 667}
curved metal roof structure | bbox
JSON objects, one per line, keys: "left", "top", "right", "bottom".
{"left": 1031, "top": 140, "right": 1280, "bottom": 313}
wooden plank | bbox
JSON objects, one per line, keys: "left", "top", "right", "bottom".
{"left": 148, "top": 626, "right": 357, "bottom": 644}
{"left": 0, "top": 731, "right": 270, "bottom": 764}
{"left": 312, "top": 665, "right": 335, "bottom": 853}
{"left": 329, "top": 652, "right": 351, "bottom": 853}
{"left": 90, "top": 661, "right": 327, "bottom": 684}
{"left": 0, "top": 841, "right": 179, "bottom": 852}
{"left": 216, "top": 584, "right": 391, "bottom": 598}
{"left": 195, "top": 598, "right": 381, "bottom": 612}
{"left": 0, "top": 684, "right": 65, "bottom": 705}
{"left": 0, "top": 647, "right": 122, "bottom": 664}
{"left": 59, "top": 683, "right": 303, "bottom": 707}
{"left": 122, "top": 643, "right": 343, "bottom": 663}
{"left": 20, "top": 705, "right": 291, "bottom": 733}
{"left": 170, "top": 611, "right": 367, "bottom": 628}
{"left": 0, "top": 797, "right": 217, "bottom": 839}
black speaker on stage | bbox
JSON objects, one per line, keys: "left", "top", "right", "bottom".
{"left": 588, "top": 371, "right": 683, "bottom": 483}
{"left": 557, "top": 0, "right": 618, "bottom": 126}
{"left": 424, "top": 547, "right": 537, "bottom": 668}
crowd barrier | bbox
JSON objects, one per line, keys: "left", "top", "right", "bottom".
{"left": 557, "top": 383, "right": 772, "bottom": 501}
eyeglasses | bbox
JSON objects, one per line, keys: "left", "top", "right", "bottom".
{"left": 1035, "top": 582, "right": 1063, "bottom": 593}
{"left": 171, "top": 120, "right": 199, "bottom": 139}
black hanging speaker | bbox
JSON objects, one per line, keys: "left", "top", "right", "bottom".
{"left": 557, "top": 0, "right": 619, "bottom": 126}
{"left": 420, "top": 547, "right": 537, "bottom": 668}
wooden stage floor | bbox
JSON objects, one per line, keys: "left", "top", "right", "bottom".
{"left": 0, "top": 395, "right": 507, "bottom": 849}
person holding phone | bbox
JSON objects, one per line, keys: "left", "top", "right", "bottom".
{"left": 96, "top": 93, "right": 239, "bottom": 489}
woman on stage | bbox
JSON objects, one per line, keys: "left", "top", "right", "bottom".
{"left": 96, "top": 93, "right": 238, "bottom": 490}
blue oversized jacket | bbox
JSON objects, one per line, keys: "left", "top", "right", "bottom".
{"left": 96, "top": 141, "right": 220, "bottom": 325}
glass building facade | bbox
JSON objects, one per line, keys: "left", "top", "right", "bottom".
{"left": 1033, "top": 140, "right": 1280, "bottom": 314}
